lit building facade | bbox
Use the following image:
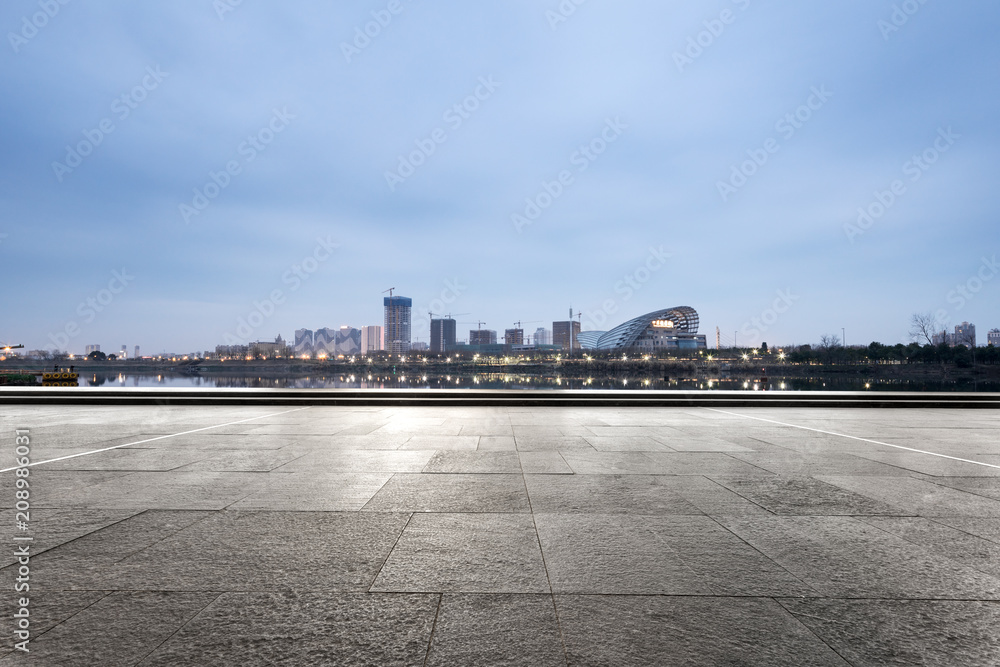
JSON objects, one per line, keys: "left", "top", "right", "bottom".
{"left": 249, "top": 334, "right": 291, "bottom": 359}
{"left": 955, "top": 322, "right": 976, "bottom": 348}
{"left": 384, "top": 296, "right": 412, "bottom": 353}
{"left": 533, "top": 327, "right": 551, "bottom": 346}
{"left": 215, "top": 344, "right": 248, "bottom": 358}
{"left": 294, "top": 329, "right": 314, "bottom": 356}
{"left": 933, "top": 322, "right": 977, "bottom": 348}
{"left": 578, "top": 306, "right": 707, "bottom": 351}
{"left": 335, "top": 326, "right": 361, "bottom": 356}
{"left": 314, "top": 328, "right": 337, "bottom": 357}
{"left": 989, "top": 329, "right": 1000, "bottom": 347}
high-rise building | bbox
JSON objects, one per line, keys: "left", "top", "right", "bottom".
{"left": 335, "top": 326, "right": 361, "bottom": 356}
{"left": 955, "top": 322, "right": 976, "bottom": 348}
{"left": 469, "top": 329, "right": 497, "bottom": 345}
{"left": 294, "top": 329, "right": 314, "bottom": 357}
{"left": 430, "top": 318, "right": 457, "bottom": 353}
{"left": 85, "top": 344, "right": 100, "bottom": 355}
{"left": 120, "top": 344, "right": 127, "bottom": 359}
{"left": 552, "top": 321, "right": 581, "bottom": 351}
{"left": 533, "top": 327, "right": 551, "bottom": 346}
{"left": 934, "top": 322, "right": 977, "bottom": 348}
{"left": 989, "top": 329, "right": 1000, "bottom": 347}
{"left": 384, "top": 296, "right": 412, "bottom": 354}
{"left": 134, "top": 345, "right": 140, "bottom": 359}
{"left": 411, "top": 342, "right": 429, "bottom": 351}
{"left": 504, "top": 328, "right": 524, "bottom": 345}
{"left": 361, "top": 325, "right": 383, "bottom": 353}
{"left": 314, "top": 328, "right": 337, "bottom": 357}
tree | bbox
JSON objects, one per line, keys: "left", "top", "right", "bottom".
{"left": 909, "top": 312, "right": 941, "bottom": 345}
{"left": 87, "top": 350, "right": 107, "bottom": 361}
{"left": 819, "top": 334, "right": 841, "bottom": 350}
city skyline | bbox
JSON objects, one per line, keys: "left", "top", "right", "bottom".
{"left": 2, "top": 2, "right": 998, "bottom": 353}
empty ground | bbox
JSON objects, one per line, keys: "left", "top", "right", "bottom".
{"left": 0, "top": 403, "right": 998, "bottom": 665}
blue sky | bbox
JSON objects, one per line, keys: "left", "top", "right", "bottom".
{"left": 2, "top": 0, "right": 998, "bottom": 354}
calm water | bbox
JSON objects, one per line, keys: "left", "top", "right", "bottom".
{"left": 75, "top": 372, "right": 1000, "bottom": 392}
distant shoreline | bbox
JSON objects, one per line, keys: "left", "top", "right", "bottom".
{"left": 3, "top": 357, "right": 997, "bottom": 383}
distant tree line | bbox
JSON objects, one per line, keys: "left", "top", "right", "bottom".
{"left": 786, "top": 342, "right": 998, "bottom": 367}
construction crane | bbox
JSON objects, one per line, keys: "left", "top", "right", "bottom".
{"left": 383, "top": 288, "right": 397, "bottom": 352}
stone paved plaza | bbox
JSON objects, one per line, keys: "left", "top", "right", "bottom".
{"left": 1, "top": 403, "right": 998, "bottom": 665}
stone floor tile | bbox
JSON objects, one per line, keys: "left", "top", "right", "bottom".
{"left": 524, "top": 474, "right": 703, "bottom": 515}
{"left": 371, "top": 513, "right": 549, "bottom": 593}
{"left": 0, "top": 592, "right": 218, "bottom": 667}
{"left": 362, "top": 473, "right": 530, "bottom": 513}
{"left": 714, "top": 476, "right": 900, "bottom": 515}
{"left": 778, "top": 598, "right": 1000, "bottom": 667}
{"left": 140, "top": 592, "right": 439, "bottom": 667}
{"left": 426, "top": 594, "right": 565, "bottom": 667}
{"left": 422, "top": 451, "right": 521, "bottom": 474}
{"left": 557, "top": 595, "right": 850, "bottom": 666}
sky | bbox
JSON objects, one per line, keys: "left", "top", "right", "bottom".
{"left": 2, "top": 0, "right": 998, "bottom": 355}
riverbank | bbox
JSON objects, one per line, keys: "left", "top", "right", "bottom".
{"left": 4, "top": 357, "right": 998, "bottom": 385}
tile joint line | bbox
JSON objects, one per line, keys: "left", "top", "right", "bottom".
{"left": 704, "top": 407, "right": 1000, "bottom": 470}
{"left": 0, "top": 407, "right": 311, "bottom": 473}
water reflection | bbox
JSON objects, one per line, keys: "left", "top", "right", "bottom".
{"left": 79, "top": 372, "right": 1000, "bottom": 392}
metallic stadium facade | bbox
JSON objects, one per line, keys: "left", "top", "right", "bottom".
{"left": 578, "top": 306, "right": 707, "bottom": 351}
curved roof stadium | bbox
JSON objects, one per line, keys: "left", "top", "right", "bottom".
{"left": 576, "top": 330, "right": 604, "bottom": 349}
{"left": 579, "top": 306, "right": 703, "bottom": 351}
